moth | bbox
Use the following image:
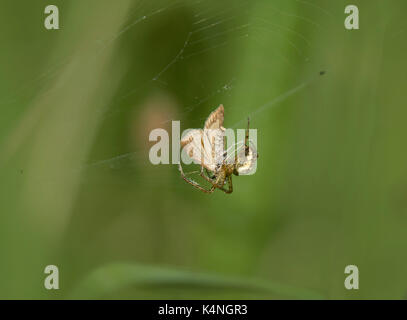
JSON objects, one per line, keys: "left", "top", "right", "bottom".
{"left": 179, "top": 104, "right": 258, "bottom": 194}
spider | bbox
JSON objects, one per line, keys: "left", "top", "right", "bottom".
{"left": 178, "top": 104, "right": 258, "bottom": 194}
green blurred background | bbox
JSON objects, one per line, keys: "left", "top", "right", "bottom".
{"left": 0, "top": 0, "right": 406, "bottom": 299}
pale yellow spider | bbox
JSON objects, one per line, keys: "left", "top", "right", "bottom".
{"left": 179, "top": 105, "right": 258, "bottom": 194}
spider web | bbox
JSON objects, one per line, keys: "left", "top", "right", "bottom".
{"left": 88, "top": 0, "right": 329, "bottom": 166}
{"left": 3, "top": 0, "right": 331, "bottom": 187}
{"left": 3, "top": 1, "right": 407, "bottom": 299}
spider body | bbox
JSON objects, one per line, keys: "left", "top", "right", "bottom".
{"left": 179, "top": 105, "right": 258, "bottom": 194}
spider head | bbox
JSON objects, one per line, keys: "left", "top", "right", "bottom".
{"left": 233, "top": 142, "right": 258, "bottom": 176}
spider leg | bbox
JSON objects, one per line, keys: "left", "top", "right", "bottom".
{"left": 200, "top": 166, "right": 233, "bottom": 194}
{"left": 179, "top": 163, "right": 215, "bottom": 193}
{"left": 200, "top": 166, "right": 216, "bottom": 183}
{"left": 218, "top": 175, "right": 233, "bottom": 194}
{"left": 205, "top": 168, "right": 216, "bottom": 180}
{"left": 183, "top": 170, "right": 200, "bottom": 176}
{"left": 201, "top": 166, "right": 235, "bottom": 194}
{"left": 245, "top": 117, "right": 250, "bottom": 156}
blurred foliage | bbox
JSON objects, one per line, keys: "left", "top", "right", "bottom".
{"left": 69, "top": 263, "right": 323, "bottom": 299}
{"left": 0, "top": 0, "right": 406, "bottom": 299}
